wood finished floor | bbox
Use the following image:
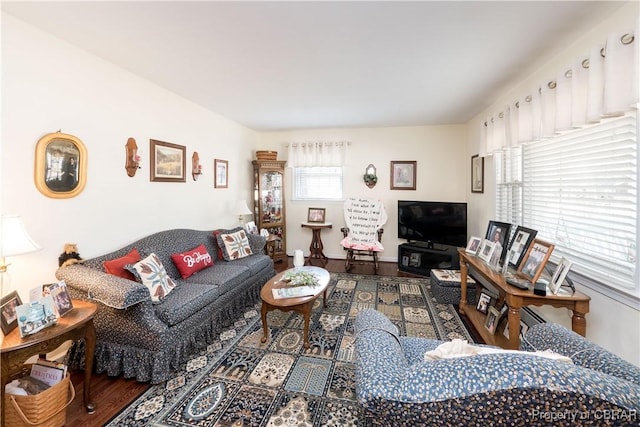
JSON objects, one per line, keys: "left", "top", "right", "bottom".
{"left": 65, "top": 258, "right": 478, "bottom": 426}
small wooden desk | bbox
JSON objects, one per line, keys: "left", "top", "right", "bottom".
{"left": 301, "top": 222, "right": 333, "bottom": 265}
{"left": 260, "top": 267, "right": 330, "bottom": 348}
{"left": 1, "top": 300, "right": 97, "bottom": 426}
{"left": 458, "top": 249, "right": 590, "bottom": 350}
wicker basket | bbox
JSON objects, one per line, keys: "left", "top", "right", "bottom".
{"left": 256, "top": 150, "right": 277, "bottom": 161}
{"left": 5, "top": 373, "right": 75, "bottom": 427}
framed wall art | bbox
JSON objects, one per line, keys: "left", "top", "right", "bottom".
{"left": 150, "top": 139, "right": 186, "bottom": 182}
{"left": 471, "top": 154, "right": 484, "bottom": 193}
{"left": 307, "top": 208, "right": 326, "bottom": 223}
{"left": 517, "top": 239, "right": 555, "bottom": 283}
{"left": 390, "top": 161, "right": 416, "bottom": 190}
{"left": 1, "top": 290, "right": 22, "bottom": 335}
{"left": 34, "top": 132, "right": 88, "bottom": 199}
{"left": 214, "top": 159, "right": 228, "bottom": 188}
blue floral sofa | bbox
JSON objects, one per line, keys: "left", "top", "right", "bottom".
{"left": 354, "top": 309, "right": 640, "bottom": 426}
{"left": 56, "top": 227, "right": 275, "bottom": 383}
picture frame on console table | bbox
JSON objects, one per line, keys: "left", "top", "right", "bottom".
{"left": 477, "top": 239, "right": 495, "bottom": 263}
{"left": 485, "top": 220, "right": 512, "bottom": 263}
{"left": 307, "top": 207, "right": 326, "bottom": 223}
{"left": 549, "top": 257, "right": 573, "bottom": 295}
{"left": 507, "top": 226, "right": 538, "bottom": 269}
{"left": 517, "top": 239, "right": 555, "bottom": 283}
{"left": 465, "top": 236, "right": 482, "bottom": 254}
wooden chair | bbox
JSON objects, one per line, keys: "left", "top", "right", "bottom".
{"left": 340, "top": 198, "right": 387, "bottom": 274}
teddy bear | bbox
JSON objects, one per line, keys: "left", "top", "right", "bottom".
{"left": 58, "top": 243, "right": 84, "bottom": 267}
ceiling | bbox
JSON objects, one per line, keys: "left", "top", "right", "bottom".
{"left": 1, "top": 1, "right": 627, "bottom": 131}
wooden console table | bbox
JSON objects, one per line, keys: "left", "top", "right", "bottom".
{"left": 458, "top": 249, "right": 590, "bottom": 350}
{"left": 301, "top": 222, "right": 332, "bottom": 265}
{"left": 1, "top": 300, "right": 97, "bottom": 426}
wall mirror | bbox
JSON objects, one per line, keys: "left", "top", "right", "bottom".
{"left": 34, "top": 132, "right": 87, "bottom": 199}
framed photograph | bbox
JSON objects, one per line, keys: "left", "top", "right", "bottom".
{"left": 504, "top": 320, "right": 530, "bottom": 340}
{"left": 15, "top": 296, "right": 57, "bottom": 337}
{"left": 517, "top": 239, "right": 555, "bottom": 283}
{"left": 478, "top": 239, "right": 495, "bottom": 263}
{"left": 44, "top": 280, "right": 74, "bottom": 317}
{"left": 484, "top": 306, "right": 500, "bottom": 335}
{"left": 150, "top": 139, "right": 186, "bottom": 182}
{"left": 471, "top": 154, "right": 484, "bottom": 193}
{"left": 307, "top": 207, "right": 326, "bottom": 223}
{"left": 549, "top": 257, "right": 573, "bottom": 295}
{"left": 214, "top": 159, "right": 228, "bottom": 188}
{"left": 476, "top": 291, "right": 492, "bottom": 314}
{"left": 506, "top": 226, "right": 538, "bottom": 268}
{"left": 485, "top": 220, "right": 512, "bottom": 263}
{"left": 409, "top": 253, "right": 421, "bottom": 267}
{"left": 488, "top": 243, "right": 502, "bottom": 268}
{"left": 390, "top": 161, "right": 417, "bottom": 190}
{"left": 34, "top": 132, "right": 88, "bottom": 199}
{"left": 1, "top": 291, "right": 22, "bottom": 335}
{"left": 465, "top": 236, "right": 482, "bottom": 254}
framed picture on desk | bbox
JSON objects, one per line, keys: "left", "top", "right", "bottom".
{"left": 517, "top": 239, "right": 555, "bottom": 283}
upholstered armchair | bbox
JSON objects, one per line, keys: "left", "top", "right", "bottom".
{"left": 354, "top": 309, "right": 640, "bottom": 426}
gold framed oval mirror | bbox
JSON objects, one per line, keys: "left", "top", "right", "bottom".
{"left": 34, "top": 132, "right": 87, "bottom": 199}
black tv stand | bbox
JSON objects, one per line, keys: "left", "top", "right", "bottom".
{"left": 406, "top": 241, "right": 450, "bottom": 251}
{"left": 398, "top": 242, "right": 460, "bottom": 276}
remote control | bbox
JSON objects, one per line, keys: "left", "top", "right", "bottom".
{"left": 506, "top": 277, "right": 530, "bottom": 290}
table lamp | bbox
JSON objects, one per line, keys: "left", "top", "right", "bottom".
{"left": 236, "top": 200, "right": 252, "bottom": 225}
{"left": 1, "top": 214, "right": 41, "bottom": 296}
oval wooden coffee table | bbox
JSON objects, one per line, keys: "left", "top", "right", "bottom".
{"left": 260, "top": 266, "right": 330, "bottom": 349}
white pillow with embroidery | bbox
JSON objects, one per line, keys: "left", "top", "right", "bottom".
{"left": 217, "top": 229, "right": 253, "bottom": 260}
{"left": 128, "top": 253, "right": 176, "bottom": 303}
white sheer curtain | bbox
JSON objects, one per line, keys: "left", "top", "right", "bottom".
{"left": 286, "top": 141, "right": 349, "bottom": 167}
{"left": 482, "top": 25, "right": 638, "bottom": 154}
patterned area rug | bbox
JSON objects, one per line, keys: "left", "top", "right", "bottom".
{"left": 106, "top": 273, "right": 474, "bottom": 426}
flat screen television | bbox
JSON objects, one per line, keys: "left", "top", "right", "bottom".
{"left": 398, "top": 200, "right": 467, "bottom": 247}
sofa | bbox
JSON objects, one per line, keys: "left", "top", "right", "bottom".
{"left": 354, "top": 309, "right": 640, "bottom": 426}
{"left": 56, "top": 227, "right": 275, "bottom": 383}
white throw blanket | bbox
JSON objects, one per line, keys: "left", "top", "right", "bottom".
{"left": 424, "top": 339, "right": 573, "bottom": 363}
{"left": 341, "top": 198, "right": 388, "bottom": 251}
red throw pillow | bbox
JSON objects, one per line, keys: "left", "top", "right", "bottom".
{"left": 171, "top": 244, "right": 214, "bottom": 279}
{"left": 212, "top": 230, "right": 224, "bottom": 260}
{"left": 103, "top": 248, "right": 142, "bottom": 280}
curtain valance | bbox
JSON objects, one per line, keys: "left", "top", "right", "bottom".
{"left": 482, "top": 25, "right": 638, "bottom": 156}
{"left": 286, "top": 141, "right": 350, "bottom": 167}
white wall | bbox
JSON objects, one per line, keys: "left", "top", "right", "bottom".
{"left": 467, "top": 2, "right": 640, "bottom": 365}
{"left": 259, "top": 125, "right": 468, "bottom": 262}
{"left": 1, "top": 14, "right": 260, "bottom": 301}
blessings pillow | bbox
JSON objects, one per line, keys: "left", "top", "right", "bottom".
{"left": 171, "top": 244, "right": 214, "bottom": 279}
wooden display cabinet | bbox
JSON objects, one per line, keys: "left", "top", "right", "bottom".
{"left": 252, "top": 160, "right": 287, "bottom": 262}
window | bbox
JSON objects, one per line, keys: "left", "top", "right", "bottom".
{"left": 496, "top": 111, "right": 638, "bottom": 303}
{"left": 293, "top": 167, "right": 343, "bottom": 200}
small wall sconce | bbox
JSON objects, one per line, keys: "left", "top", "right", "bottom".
{"left": 192, "top": 152, "right": 203, "bottom": 181}
{"left": 125, "top": 137, "right": 141, "bottom": 177}
{"left": 363, "top": 164, "right": 377, "bottom": 188}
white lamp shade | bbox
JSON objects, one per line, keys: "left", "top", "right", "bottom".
{"left": 1, "top": 215, "right": 41, "bottom": 257}
{"left": 236, "top": 200, "right": 252, "bottom": 216}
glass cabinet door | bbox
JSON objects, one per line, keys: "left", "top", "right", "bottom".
{"left": 259, "top": 171, "right": 283, "bottom": 224}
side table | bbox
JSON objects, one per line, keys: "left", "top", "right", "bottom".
{"left": 1, "top": 300, "right": 97, "bottom": 426}
{"left": 265, "top": 234, "right": 282, "bottom": 263}
{"left": 301, "top": 222, "right": 333, "bottom": 265}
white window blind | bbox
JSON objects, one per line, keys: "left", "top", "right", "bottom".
{"left": 521, "top": 111, "right": 637, "bottom": 296}
{"left": 293, "top": 167, "right": 343, "bottom": 200}
{"left": 496, "top": 146, "right": 523, "bottom": 229}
